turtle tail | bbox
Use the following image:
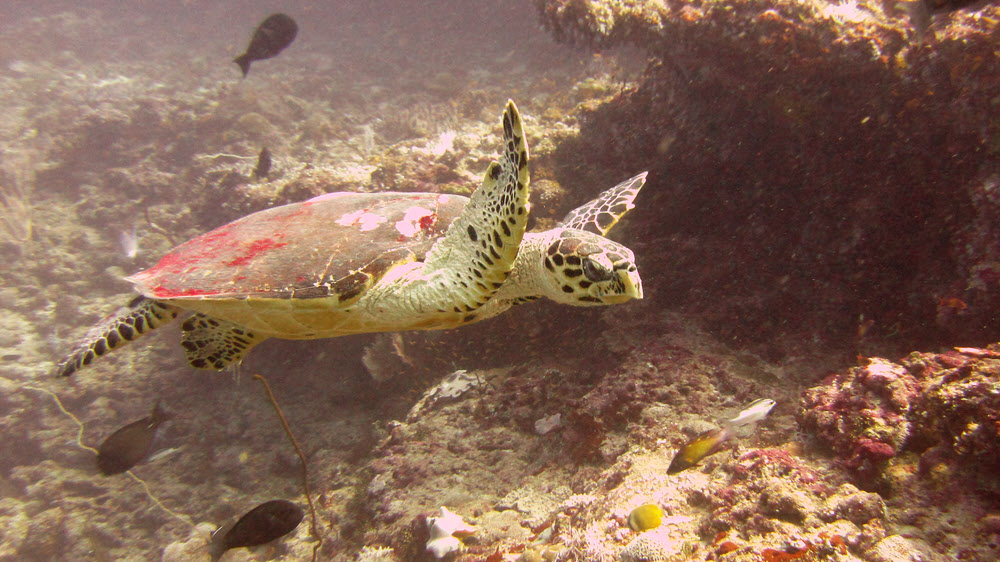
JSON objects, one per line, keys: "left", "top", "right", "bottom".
{"left": 52, "top": 296, "right": 182, "bottom": 377}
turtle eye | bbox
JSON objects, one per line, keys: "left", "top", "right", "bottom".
{"left": 582, "top": 258, "right": 613, "bottom": 282}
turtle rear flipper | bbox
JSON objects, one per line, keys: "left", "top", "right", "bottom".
{"left": 52, "top": 297, "right": 181, "bottom": 377}
{"left": 181, "top": 314, "right": 268, "bottom": 370}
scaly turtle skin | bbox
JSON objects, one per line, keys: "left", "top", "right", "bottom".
{"left": 53, "top": 101, "right": 645, "bottom": 377}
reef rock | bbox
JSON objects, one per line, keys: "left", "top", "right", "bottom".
{"left": 532, "top": 0, "right": 1000, "bottom": 357}
{"left": 800, "top": 345, "right": 1000, "bottom": 488}
{"left": 799, "top": 358, "right": 920, "bottom": 479}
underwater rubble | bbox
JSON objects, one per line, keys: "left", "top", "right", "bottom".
{"left": 347, "top": 304, "right": 976, "bottom": 561}
{"left": 1, "top": 1, "right": 1000, "bottom": 561}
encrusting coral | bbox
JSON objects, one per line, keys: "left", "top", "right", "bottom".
{"left": 800, "top": 346, "right": 1000, "bottom": 491}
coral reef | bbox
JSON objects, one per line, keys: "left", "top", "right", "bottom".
{"left": 532, "top": 0, "right": 1000, "bottom": 360}
{"left": 801, "top": 346, "right": 1000, "bottom": 488}
{"left": 4, "top": 1, "right": 1000, "bottom": 561}
{"left": 800, "top": 346, "right": 1000, "bottom": 558}
{"left": 351, "top": 307, "right": 845, "bottom": 561}
{"left": 799, "top": 358, "right": 919, "bottom": 486}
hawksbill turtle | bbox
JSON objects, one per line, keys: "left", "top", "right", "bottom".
{"left": 53, "top": 101, "right": 645, "bottom": 377}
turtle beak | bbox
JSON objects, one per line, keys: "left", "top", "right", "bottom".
{"left": 622, "top": 268, "right": 643, "bottom": 300}
{"left": 601, "top": 269, "right": 642, "bottom": 304}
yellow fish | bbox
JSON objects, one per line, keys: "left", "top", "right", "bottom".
{"left": 627, "top": 504, "right": 663, "bottom": 532}
{"left": 667, "top": 427, "right": 731, "bottom": 474}
{"left": 668, "top": 398, "right": 777, "bottom": 474}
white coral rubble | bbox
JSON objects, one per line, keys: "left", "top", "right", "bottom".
{"left": 425, "top": 506, "right": 476, "bottom": 559}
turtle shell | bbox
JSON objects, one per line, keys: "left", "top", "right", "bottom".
{"left": 128, "top": 192, "right": 469, "bottom": 302}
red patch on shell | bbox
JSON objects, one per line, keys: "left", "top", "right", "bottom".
{"left": 419, "top": 213, "right": 436, "bottom": 232}
{"left": 150, "top": 286, "right": 217, "bottom": 298}
{"left": 135, "top": 221, "right": 288, "bottom": 298}
{"left": 223, "top": 238, "right": 289, "bottom": 267}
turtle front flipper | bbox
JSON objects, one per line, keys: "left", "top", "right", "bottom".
{"left": 558, "top": 172, "right": 648, "bottom": 235}
{"left": 181, "top": 313, "right": 268, "bottom": 370}
{"left": 418, "top": 100, "right": 530, "bottom": 317}
{"left": 52, "top": 296, "right": 181, "bottom": 377}
{"left": 484, "top": 172, "right": 647, "bottom": 312}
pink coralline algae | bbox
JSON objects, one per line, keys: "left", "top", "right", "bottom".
{"left": 799, "top": 358, "right": 918, "bottom": 458}
{"left": 799, "top": 346, "right": 1000, "bottom": 486}
{"left": 845, "top": 439, "right": 897, "bottom": 486}
{"left": 735, "top": 448, "right": 821, "bottom": 486}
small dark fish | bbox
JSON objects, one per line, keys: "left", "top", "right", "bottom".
{"left": 96, "top": 402, "right": 172, "bottom": 475}
{"left": 234, "top": 14, "right": 298, "bottom": 78}
{"left": 1, "top": 353, "right": 21, "bottom": 361}
{"left": 253, "top": 147, "right": 272, "bottom": 179}
{"left": 209, "top": 499, "right": 304, "bottom": 561}
{"left": 667, "top": 427, "right": 732, "bottom": 474}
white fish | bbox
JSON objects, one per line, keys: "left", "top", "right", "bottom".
{"left": 147, "top": 447, "right": 181, "bottom": 464}
{"left": 725, "top": 398, "right": 776, "bottom": 428}
{"left": 119, "top": 226, "right": 138, "bottom": 259}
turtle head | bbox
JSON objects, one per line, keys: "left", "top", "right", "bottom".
{"left": 541, "top": 229, "right": 642, "bottom": 306}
